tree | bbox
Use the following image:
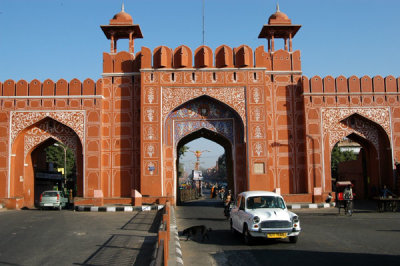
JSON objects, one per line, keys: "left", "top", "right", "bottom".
{"left": 177, "top": 145, "right": 189, "bottom": 179}
{"left": 45, "top": 144, "right": 75, "bottom": 178}
{"left": 331, "top": 144, "right": 357, "bottom": 179}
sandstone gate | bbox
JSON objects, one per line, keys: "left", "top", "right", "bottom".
{"left": 1, "top": 7, "right": 399, "bottom": 208}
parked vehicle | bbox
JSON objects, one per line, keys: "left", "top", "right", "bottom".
{"left": 230, "top": 191, "right": 301, "bottom": 244}
{"left": 39, "top": 190, "right": 68, "bottom": 210}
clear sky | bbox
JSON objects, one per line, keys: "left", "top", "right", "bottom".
{"left": 1, "top": 0, "right": 399, "bottom": 168}
{"left": 1, "top": 0, "right": 400, "bottom": 82}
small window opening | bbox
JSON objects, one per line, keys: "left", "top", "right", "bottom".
{"left": 171, "top": 73, "right": 175, "bottom": 81}
{"left": 253, "top": 72, "right": 257, "bottom": 80}
{"left": 151, "top": 73, "right": 154, "bottom": 81}
{"left": 213, "top": 72, "right": 216, "bottom": 81}
{"left": 233, "top": 72, "right": 237, "bottom": 81}
{"left": 192, "top": 72, "right": 195, "bottom": 81}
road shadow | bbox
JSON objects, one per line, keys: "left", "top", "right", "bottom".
{"left": 75, "top": 210, "right": 161, "bottom": 265}
{"left": 75, "top": 233, "right": 157, "bottom": 266}
{"left": 178, "top": 229, "right": 292, "bottom": 246}
{"left": 180, "top": 198, "right": 225, "bottom": 208}
{"left": 210, "top": 249, "right": 400, "bottom": 266}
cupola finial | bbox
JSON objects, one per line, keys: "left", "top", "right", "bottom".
{"left": 122, "top": 3, "right": 125, "bottom": 12}
{"left": 276, "top": 3, "right": 280, "bottom": 12}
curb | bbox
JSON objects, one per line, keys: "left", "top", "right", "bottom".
{"left": 74, "top": 205, "right": 164, "bottom": 212}
{"left": 287, "top": 202, "right": 335, "bottom": 209}
{"left": 168, "top": 206, "right": 184, "bottom": 266}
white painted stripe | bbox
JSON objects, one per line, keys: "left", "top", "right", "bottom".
{"left": 309, "top": 204, "right": 318, "bottom": 209}
{"left": 158, "top": 205, "right": 165, "bottom": 210}
{"left": 323, "top": 203, "right": 330, "bottom": 208}
{"left": 291, "top": 204, "right": 301, "bottom": 209}
{"left": 90, "top": 206, "right": 99, "bottom": 212}
{"left": 142, "top": 206, "right": 151, "bottom": 211}
{"left": 176, "top": 248, "right": 182, "bottom": 256}
{"left": 107, "top": 207, "right": 116, "bottom": 212}
{"left": 124, "top": 206, "right": 133, "bottom": 212}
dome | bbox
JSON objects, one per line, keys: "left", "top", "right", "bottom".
{"left": 109, "top": 4, "right": 133, "bottom": 25}
{"left": 268, "top": 5, "right": 291, "bottom": 25}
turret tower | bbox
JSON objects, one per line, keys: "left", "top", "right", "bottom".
{"left": 258, "top": 4, "right": 301, "bottom": 52}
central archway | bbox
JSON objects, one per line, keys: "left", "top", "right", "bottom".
{"left": 163, "top": 95, "right": 246, "bottom": 204}
{"left": 176, "top": 128, "right": 233, "bottom": 204}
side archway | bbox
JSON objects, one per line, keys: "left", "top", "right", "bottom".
{"left": 10, "top": 117, "right": 83, "bottom": 208}
{"left": 325, "top": 113, "right": 393, "bottom": 198}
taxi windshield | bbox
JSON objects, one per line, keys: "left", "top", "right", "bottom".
{"left": 246, "top": 196, "right": 285, "bottom": 209}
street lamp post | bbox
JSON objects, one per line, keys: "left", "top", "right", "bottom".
{"left": 54, "top": 143, "right": 67, "bottom": 189}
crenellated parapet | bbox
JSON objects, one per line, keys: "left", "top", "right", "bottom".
{"left": 303, "top": 75, "right": 400, "bottom": 106}
{"left": 0, "top": 78, "right": 102, "bottom": 109}
{"left": 103, "top": 45, "right": 301, "bottom": 73}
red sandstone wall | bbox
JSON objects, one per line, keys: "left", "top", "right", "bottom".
{"left": 0, "top": 78, "right": 103, "bottom": 203}
{"left": 303, "top": 75, "right": 400, "bottom": 196}
{"left": 135, "top": 43, "right": 305, "bottom": 202}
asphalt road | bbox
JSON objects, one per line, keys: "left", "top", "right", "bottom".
{"left": 0, "top": 209, "right": 160, "bottom": 266}
{"left": 176, "top": 191, "right": 400, "bottom": 266}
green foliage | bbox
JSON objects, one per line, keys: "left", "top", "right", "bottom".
{"left": 45, "top": 144, "right": 75, "bottom": 177}
{"left": 177, "top": 145, "right": 189, "bottom": 179}
{"left": 216, "top": 153, "right": 226, "bottom": 180}
{"left": 331, "top": 144, "right": 358, "bottom": 179}
{"left": 178, "top": 145, "right": 189, "bottom": 158}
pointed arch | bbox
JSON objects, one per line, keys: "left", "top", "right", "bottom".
{"left": 10, "top": 111, "right": 85, "bottom": 145}
{"left": 165, "top": 95, "right": 244, "bottom": 146}
{"left": 9, "top": 116, "right": 84, "bottom": 208}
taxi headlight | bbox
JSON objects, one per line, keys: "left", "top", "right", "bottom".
{"left": 253, "top": 216, "right": 260, "bottom": 224}
{"left": 292, "top": 216, "right": 299, "bottom": 223}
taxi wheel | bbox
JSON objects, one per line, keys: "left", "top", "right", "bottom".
{"left": 230, "top": 219, "right": 237, "bottom": 235}
{"left": 289, "top": 236, "right": 298, "bottom": 243}
{"left": 243, "top": 225, "right": 253, "bottom": 245}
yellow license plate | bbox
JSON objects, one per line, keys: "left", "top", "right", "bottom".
{"left": 267, "top": 233, "right": 287, "bottom": 238}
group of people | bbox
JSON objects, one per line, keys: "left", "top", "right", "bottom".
{"left": 325, "top": 183, "right": 397, "bottom": 203}
{"left": 209, "top": 185, "right": 233, "bottom": 217}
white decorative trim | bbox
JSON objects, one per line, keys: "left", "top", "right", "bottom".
{"left": 102, "top": 72, "right": 141, "bottom": 77}
{"left": 0, "top": 95, "right": 104, "bottom": 99}
{"left": 141, "top": 67, "right": 267, "bottom": 72}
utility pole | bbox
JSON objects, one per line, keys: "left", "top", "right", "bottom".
{"left": 190, "top": 149, "right": 209, "bottom": 196}
{"left": 54, "top": 143, "right": 67, "bottom": 191}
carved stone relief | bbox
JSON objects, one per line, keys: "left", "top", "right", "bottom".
{"left": 322, "top": 108, "right": 391, "bottom": 152}
{"left": 162, "top": 87, "right": 246, "bottom": 125}
{"left": 11, "top": 111, "right": 85, "bottom": 144}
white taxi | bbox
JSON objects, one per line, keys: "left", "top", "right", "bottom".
{"left": 230, "top": 191, "right": 301, "bottom": 244}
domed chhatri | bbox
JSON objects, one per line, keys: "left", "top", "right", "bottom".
{"left": 100, "top": 3, "right": 143, "bottom": 53}
{"left": 268, "top": 4, "right": 291, "bottom": 25}
{"left": 110, "top": 3, "right": 133, "bottom": 25}
{"left": 258, "top": 4, "right": 301, "bottom": 52}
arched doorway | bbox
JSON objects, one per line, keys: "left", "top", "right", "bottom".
{"left": 10, "top": 117, "right": 83, "bottom": 208}
{"left": 164, "top": 95, "right": 246, "bottom": 204}
{"left": 176, "top": 129, "right": 233, "bottom": 204}
{"left": 328, "top": 113, "right": 393, "bottom": 199}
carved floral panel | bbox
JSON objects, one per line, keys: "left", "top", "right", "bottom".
{"left": 11, "top": 111, "right": 85, "bottom": 144}
{"left": 162, "top": 87, "right": 246, "bottom": 125}
{"left": 322, "top": 108, "right": 391, "bottom": 152}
